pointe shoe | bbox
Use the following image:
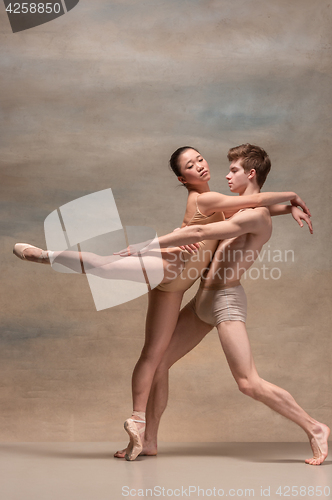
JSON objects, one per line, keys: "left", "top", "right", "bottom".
{"left": 13, "top": 243, "right": 50, "bottom": 264}
{"left": 124, "top": 414, "right": 146, "bottom": 461}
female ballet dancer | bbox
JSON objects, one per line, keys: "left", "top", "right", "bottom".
{"left": 13, "top": 146, "right": 309, "bottom": 460}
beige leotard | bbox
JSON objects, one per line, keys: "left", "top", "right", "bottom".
{"left": 156, "top": 196, "right": 224, "bottom": 293}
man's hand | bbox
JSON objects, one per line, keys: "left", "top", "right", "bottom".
{"left": 291, "top": 195, "right": 311, "bottom": 217}
{"left": 291, "top": 206, "right": 313, "bottom": 234}
{"left": 114, "top": 242, "right": 150, "bottom": 257}
{"left": 113, "top": 245, "right": 138, "bottom": 257}
{"left": 179, "top": 243, "right": 200, "bottom": 253}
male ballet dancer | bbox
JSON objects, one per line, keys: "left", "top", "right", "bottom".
{"left": 122, "top": 144, "right": 329, "bottom": 464}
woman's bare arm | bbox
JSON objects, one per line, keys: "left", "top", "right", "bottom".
{"left": 198, "top": 191, "right": 310, "bottom": 217}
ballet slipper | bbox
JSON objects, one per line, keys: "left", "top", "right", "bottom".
{"left": 13, "top": 243, "right": 50, "bottom": 264}
{"left": 124, "top": 413, "right": 146, "bottom": 461}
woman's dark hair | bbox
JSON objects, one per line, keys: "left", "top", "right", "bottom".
{"left": 169, "top": 146, "right": 200, "bottom": 177}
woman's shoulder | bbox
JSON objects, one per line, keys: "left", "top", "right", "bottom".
{"left": 185, "top": 190, "right": 201, "bottom": 208}
{"left": 198, "top": 191, "right": 223, "bottom": 202}
{"left": 196, "top": 191, "right": 224, "bottom": 214}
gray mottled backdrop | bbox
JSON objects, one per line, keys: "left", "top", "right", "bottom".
{"left": 0, "top": 0, "right": 331, "bottom": 441}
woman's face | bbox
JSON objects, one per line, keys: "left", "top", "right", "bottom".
{"left": 177, "top": 148, "right": 211, "bottom": 185}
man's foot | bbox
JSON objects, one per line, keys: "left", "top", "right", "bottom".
{"left": 305, "top": 423, "right": 330, "bottom": 465}
{"left": 13, "top": 243, "right": 50, "bottom": 264}
{"left": 114, "top": 442, "right": 157, "bottom": 459}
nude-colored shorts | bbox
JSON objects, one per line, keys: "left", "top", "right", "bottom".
{"left": 188, "top": 282, "right": 247, "bottom": 327}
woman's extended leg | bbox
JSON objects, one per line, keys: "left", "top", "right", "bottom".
{"left": 14, "top": 244, "right": 185, "bottom": 285}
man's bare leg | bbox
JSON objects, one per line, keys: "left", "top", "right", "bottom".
{"left": 217, "top": 320, "right": 330, "bottom": 465}
{"left": 115, "top": 304, "right": 212, "bottom": 458}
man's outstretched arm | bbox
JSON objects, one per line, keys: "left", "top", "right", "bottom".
{"left": 115, "top": 213, "right": 260, "bottom": 256}
{"left": 156, "top": 210, "right": 266, "bottom": 248}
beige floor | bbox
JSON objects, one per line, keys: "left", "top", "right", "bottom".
{"left": 0, "top": 442, "right": 331, "bottom": 500}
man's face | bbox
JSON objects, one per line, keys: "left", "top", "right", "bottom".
{"left": 226, "top": 159, "right": 251, "bottom": 194}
